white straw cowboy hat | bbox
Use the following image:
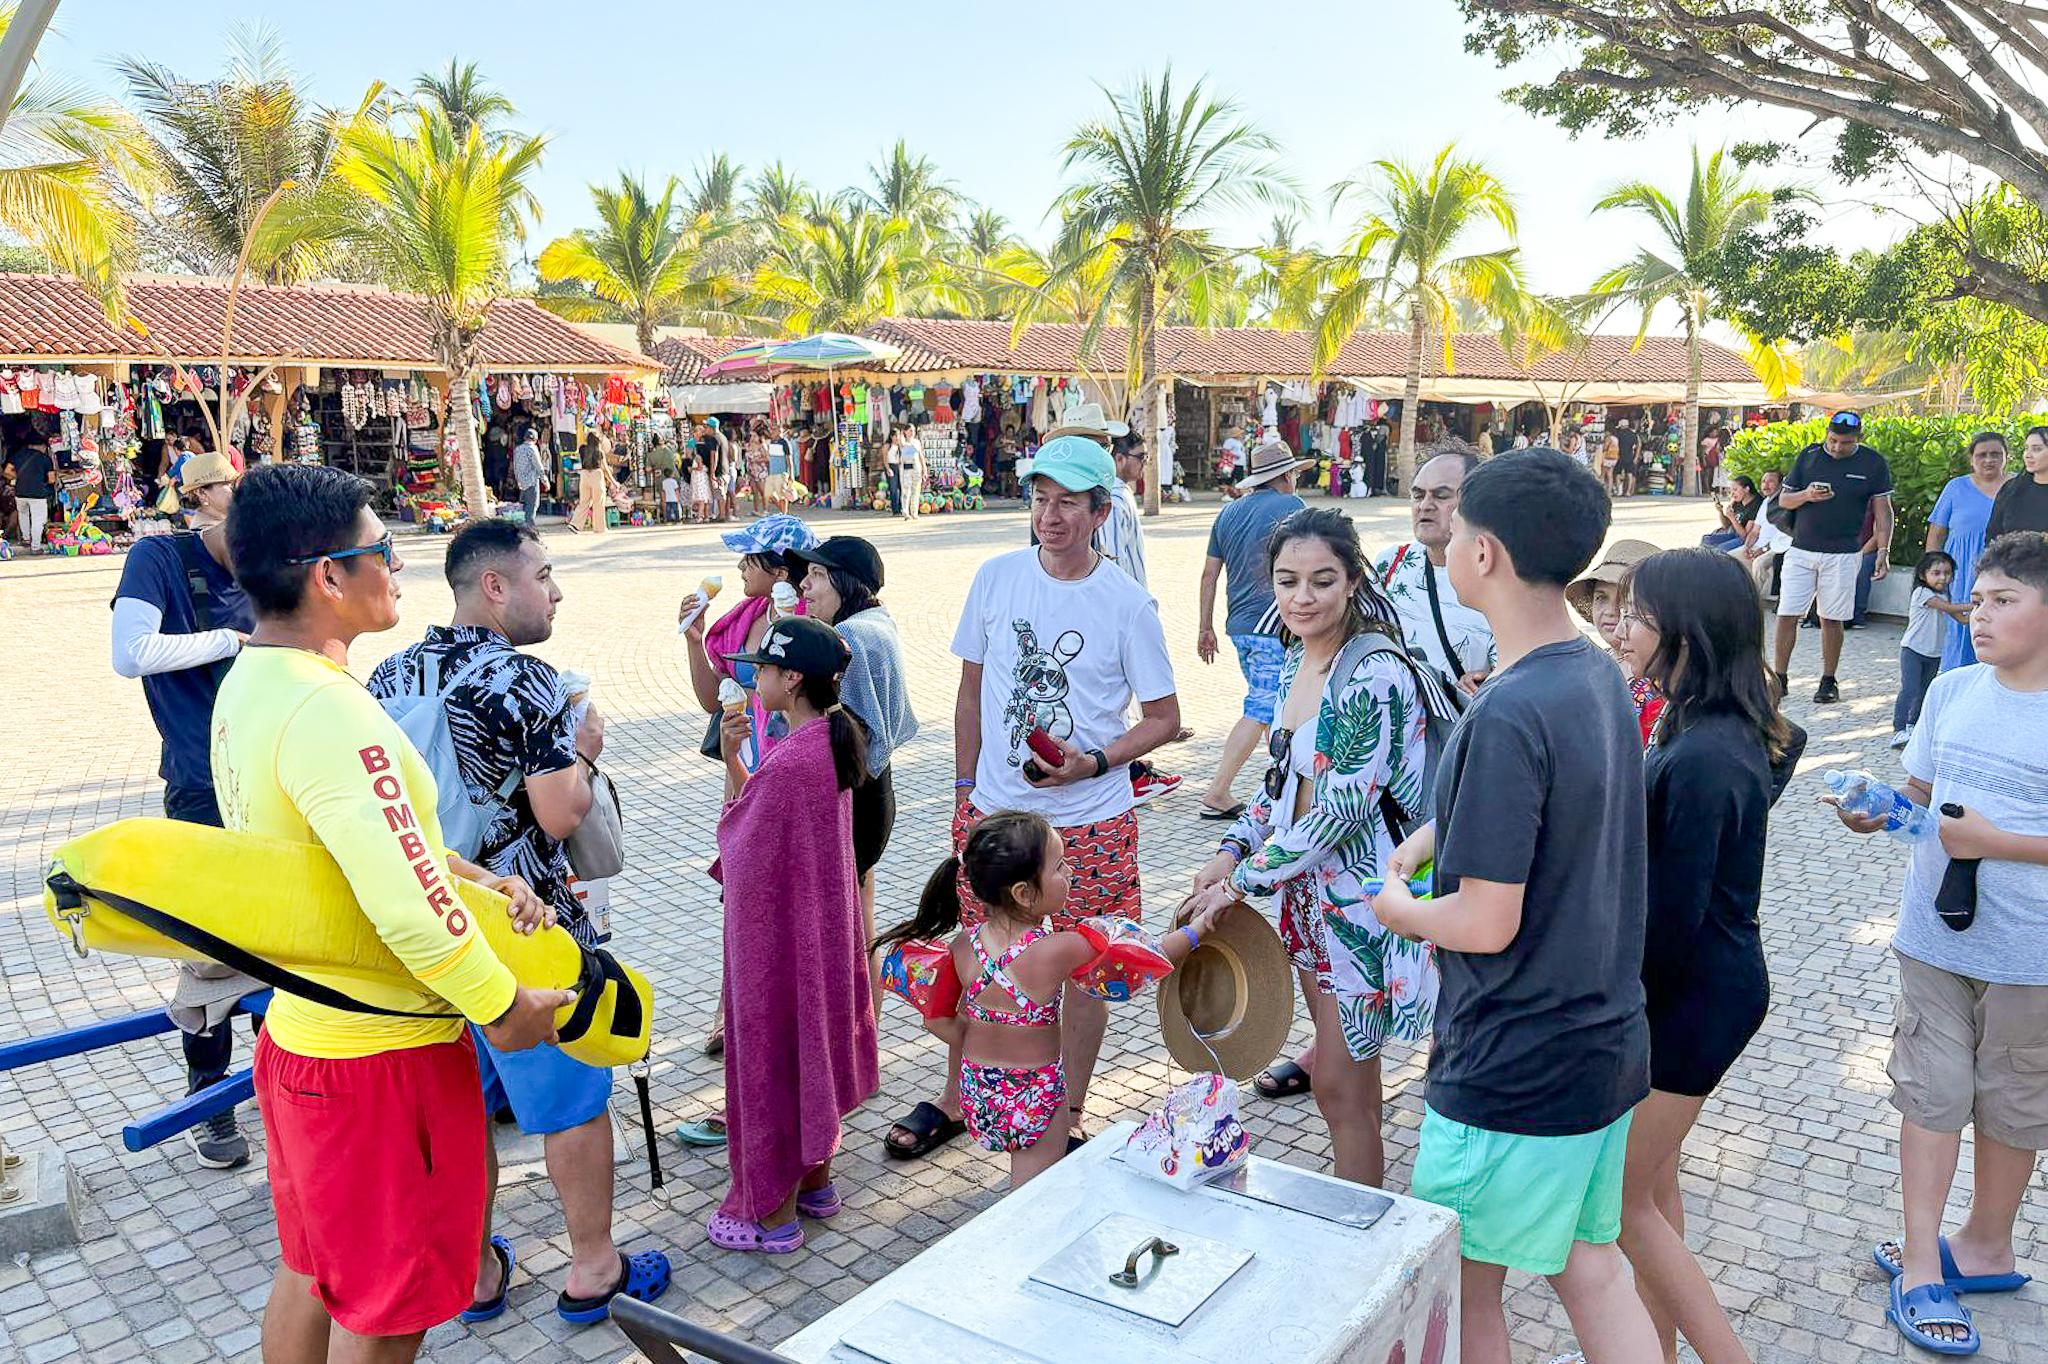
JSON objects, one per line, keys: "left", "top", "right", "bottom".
{"left": 1236, "top": 438, "right": 1312, "bottom": 491}
{"left": 1043, "top": 401, "right": 1131, "bottom": 445}
{"left": 1158, "top": 907, "right": 1295, "bottom": 1080}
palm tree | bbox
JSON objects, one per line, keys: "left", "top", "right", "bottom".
{"left": 749, "top": 205, "right": 959, "bottom": 334}
{"left": 1246, "top": 215, "right": 1326, "bottom": 328}
{"left": 857, "top": 139, "right": 958, "bottom": 241}
{"left": 950, "top": 205, "right": 1017, "bottom": 317}
{"left": 0, "top": 26, "right": 147, "bottom": 299}
{"left": 746, "top": 161, "right": 813, "bottom": 226}
{"left": 686, "top": 153, "right": 744, "bottom": 218}
{"left": 1594, "top": 147, "right": 1804, "bottom": 492}
{"left": 292, "top": 106, "right": 546, "bottom": 516}
{"left": 1053, "top": 69, "right": 1294, "bottom": 512}
{"left": 535, "top": 173, "right": 729, "bottom": 355}
{"left": 410, "top": 59, "right": 513, "bottom": 143}
{"left": 117, "top": 29, "right": 382, "bottom": 281}
{"left": 1314, "top": 143, "right": 1531, "bottom": 490}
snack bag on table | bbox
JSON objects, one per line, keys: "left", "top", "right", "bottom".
{"left": 1123, "top": 1073, "right": 1251, "bottom": 1190}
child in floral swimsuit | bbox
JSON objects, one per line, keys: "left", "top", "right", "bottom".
{"left": 880, "top": 811, "right": 1215, "bottom": 1188}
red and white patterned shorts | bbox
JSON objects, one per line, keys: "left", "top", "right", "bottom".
{"left": 950, "top": 802, "right": 1141, "bottom": 931}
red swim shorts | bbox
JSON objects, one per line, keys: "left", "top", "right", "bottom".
{"left": 951, "top": 802, "right": 1141, "bottom": 931}
{"left": 255, "top": 1031, "right": 488, "bottom": 1337}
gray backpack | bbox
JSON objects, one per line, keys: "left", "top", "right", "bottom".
{"left": 1334, "top": 630, "right": 1459, "bottom": 843}
{"left": 379, "top": 649, "right": 521, "bottom": 860}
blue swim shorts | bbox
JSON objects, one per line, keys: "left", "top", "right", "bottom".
{"left": 474, "top": 1028, "right": 613, "bottom": 1136}
{"left": 1230, "top": 633, "right": 1286, "bottom": 725}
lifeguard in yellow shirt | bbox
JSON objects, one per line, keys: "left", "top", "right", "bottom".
{"left": 213, "top": 464, "right": 570, "bottom": 1362}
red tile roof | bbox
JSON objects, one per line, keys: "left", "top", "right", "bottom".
{"left": 858, "top": 317, "right": 1760, "bottom": 385}
{"left": 0, "top": 273, "right": 656, "bottom": 373}
{"left": 654, "top": 334, "right": 777, "bottom": 384}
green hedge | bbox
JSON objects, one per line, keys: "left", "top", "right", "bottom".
{"left": 1723, "top": 415, "right": 2041, "bottom": 566}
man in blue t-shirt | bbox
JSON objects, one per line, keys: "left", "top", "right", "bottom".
{"left": 1196, "top": 439, "right": 1308, "bottom": 819}
{"left": 109, "top": 451, "right": 257, "bottom": 1170}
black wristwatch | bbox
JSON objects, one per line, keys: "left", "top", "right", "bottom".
{"left": 1088, "top": 748, "right": 1110, "bottom": 778}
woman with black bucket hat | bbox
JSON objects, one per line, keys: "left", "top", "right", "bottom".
{"left": 791, "top": 535, "right": 920, "bottom": 1015}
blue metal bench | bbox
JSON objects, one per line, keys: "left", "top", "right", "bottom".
{"left": 0, "top": 992, "right": 270, "bottom": 1152}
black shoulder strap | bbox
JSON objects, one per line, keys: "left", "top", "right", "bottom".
{"left": 1417, "top": 556, "right": 1466, "bottom": 679}
{"left": 48, "top": 871, "right": 449, "bottom": 1020}
{"left": 171, "top": 531, "right": 215, "bottom": 632}
{"left": 46, "top": 869, "right": 640, "bottom": 1045}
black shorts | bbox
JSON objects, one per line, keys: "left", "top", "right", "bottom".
{"left": 851, "top": 764, "right": 896, "bottom": 877}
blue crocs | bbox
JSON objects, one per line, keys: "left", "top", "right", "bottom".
{"left": 459, "top": 1235, "right": 515, "bottom": 1325}
{"left": 556, "top": 1248, "right": 672, "bottom": 1325}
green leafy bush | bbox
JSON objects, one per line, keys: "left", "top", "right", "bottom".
{"left": 1723, "top": 415, "right": 2041, "bottom": 565}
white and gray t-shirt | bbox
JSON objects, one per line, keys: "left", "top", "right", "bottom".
{"left": 1897, "top": 664, "right": 2048, "bottom": 985}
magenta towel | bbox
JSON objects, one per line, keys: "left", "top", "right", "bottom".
{"left": 712, "top": 717, "right": 879, "bottom": 1221}
{"left": 705, "top": 593, "right": 807, "bottom": 765}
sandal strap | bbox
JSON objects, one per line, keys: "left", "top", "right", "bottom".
{"left": 1899, "top": 1282, "right": 1973, "bottom": 1328}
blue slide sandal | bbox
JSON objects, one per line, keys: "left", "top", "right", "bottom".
{"left": 1872, "top": 1236, "right": 2033, "bottom": 1294}
{"left": 1888, "top": 1278, "right": 1980, "bottom": 1356}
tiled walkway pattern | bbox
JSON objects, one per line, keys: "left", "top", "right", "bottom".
{"left": 1, "top": 496, "right": 2041, "bottom": 1361}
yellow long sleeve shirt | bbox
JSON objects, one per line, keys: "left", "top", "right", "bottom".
{"left": 210, "top": 645, "right": 517, "bottom": 1059}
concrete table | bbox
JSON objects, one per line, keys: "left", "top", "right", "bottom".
{"left": 781, "top": 1122, "right": 1459, "bottom": 1364}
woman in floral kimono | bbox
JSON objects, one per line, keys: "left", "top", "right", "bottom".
{"left": 1185, "top": 507, "right": 1445, "bottom": 1188}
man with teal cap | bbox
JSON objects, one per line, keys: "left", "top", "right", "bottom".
{"left": 881, "top": 435, "right": 1182, "bottom": 1162}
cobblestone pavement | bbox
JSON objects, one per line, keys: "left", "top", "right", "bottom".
{"left": 2, "top": 493, "right": 2043, "bottom": 1364}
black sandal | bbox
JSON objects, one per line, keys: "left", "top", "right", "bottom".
{"left": 884, "top": 1101, "right": 965, "bottom": 1160}
{"left": 1198, "top": 802, "right": 1246, "bottom": 821}
{"left": 1253, "top": 1060, "right": 1313, "bottom": 1099}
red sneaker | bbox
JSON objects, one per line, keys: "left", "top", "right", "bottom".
{"left": 1131, "top": 768, "right": 1184, "bottom": 805}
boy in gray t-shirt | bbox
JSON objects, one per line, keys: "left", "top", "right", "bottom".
{"left": 1830, "top": 531, "right": 2048, "bottom": 1354}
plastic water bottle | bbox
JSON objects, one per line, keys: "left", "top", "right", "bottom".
{"left": 1822, "top": 769, "right": 1937, "bottom": 842}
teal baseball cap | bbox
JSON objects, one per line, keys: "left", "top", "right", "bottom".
{"left": 1028, "top": 434, "right": 1116, "bottom": 494}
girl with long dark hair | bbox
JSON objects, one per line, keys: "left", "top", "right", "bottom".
{"left": 875, "top": 812, "right": 1212, "bottom": 1188}
{"left": 1611, "top": 547, "right": 1806, "bottom": 1363}
{"left": 1183, "top": 506, "right": 1452, "bottom": 1187}
{"left": 708, "top": 617, "right": 878, "bottom": 1253}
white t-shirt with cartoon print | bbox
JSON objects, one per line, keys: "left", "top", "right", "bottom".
{"left": 952, "top": 547, "right": 1176, "bottom": 826}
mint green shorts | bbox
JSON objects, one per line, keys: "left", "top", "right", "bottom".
{"left": 1412, "top": 1105, "right": 1632, "bottom": 1275}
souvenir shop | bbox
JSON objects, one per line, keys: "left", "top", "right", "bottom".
{"left": 740, "top": 372, "right": 1116, "bottom": 510}
{"left": 0, "top": 273, "right": 659, "bottom": 552}
{"left": 1195, "top": 379, "right": 1406, "bottom": 497}
{"left": 470, "top": 370, "right": 658, "bottom": 522}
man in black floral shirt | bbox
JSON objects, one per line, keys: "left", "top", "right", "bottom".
{"left": 369, "top": 519, "right": 672, "bottom": 1324}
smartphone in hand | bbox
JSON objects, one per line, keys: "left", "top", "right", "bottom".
{"left": 1025, "top": 726, "right": 1064, "bottom": 768}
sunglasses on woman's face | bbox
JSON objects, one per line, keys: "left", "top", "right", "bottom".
{"left": 1261, "top": 726, "right": 1295, "bottom": 801}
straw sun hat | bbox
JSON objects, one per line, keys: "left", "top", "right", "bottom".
{"left": 1157, "top": 906, "right": 1296, "bottom": 1080}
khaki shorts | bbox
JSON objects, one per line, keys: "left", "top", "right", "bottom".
{"left": 1888, "top": 949, "right": 2048, "bottom": 1150}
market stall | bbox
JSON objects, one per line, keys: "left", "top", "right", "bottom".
{"left": 0, "top": 273, "right": 655, "bottom": 550}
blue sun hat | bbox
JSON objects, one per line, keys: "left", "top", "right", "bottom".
{"left": 721, "top": 512, "right": 817, "bottom": 557}
{"left": 1028, "top": 435, "right": 1117, "bottom": 494}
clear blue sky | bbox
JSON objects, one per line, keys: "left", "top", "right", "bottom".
{"left": 58, "top": 0, "right": 1901, "bottom": 318}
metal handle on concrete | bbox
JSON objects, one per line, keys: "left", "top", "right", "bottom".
{"left": 1109, "top": 1235, "right": 1179, "bottom": 1287}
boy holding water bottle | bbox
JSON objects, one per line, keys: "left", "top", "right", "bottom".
{"left": 1828, "top": 531, "right": 2048, "bottom": 1355}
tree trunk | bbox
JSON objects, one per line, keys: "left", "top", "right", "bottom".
{"left": 1397, "top": 299, "right": 1426, "bottom": 492}
{"left": 1141, "top": 278, "right": 1162, "bottom": 516}
{"left": 447, "top": 366, "right": 491, "bottom": 519}
{"left": 1682, "top": 312, "right": 1703, "bottom": 497}
{"left": 637, "top": 316, "right": 656, "bottom": 359}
